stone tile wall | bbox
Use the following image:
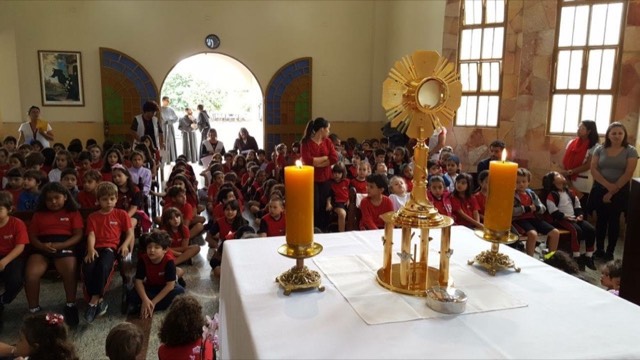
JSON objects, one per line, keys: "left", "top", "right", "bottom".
{"left": 442, "top": 0, "right": 640, "bottom": 187}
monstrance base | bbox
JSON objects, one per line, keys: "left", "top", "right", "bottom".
{"left": 376, "top": 264, "right": 445, "bottom": 297}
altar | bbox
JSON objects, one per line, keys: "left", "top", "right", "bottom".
{"left": 219, "top": 226, "right": 640, "bottom": 359}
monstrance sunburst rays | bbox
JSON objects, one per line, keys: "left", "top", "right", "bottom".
{"left": 382, "top": 50, "right": 462, "bottom": 140}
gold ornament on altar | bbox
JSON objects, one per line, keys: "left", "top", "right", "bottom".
{"left": 378, "top": 50, "right": 463, "bottom": 306}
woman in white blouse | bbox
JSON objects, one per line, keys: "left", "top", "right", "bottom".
{"left": 17, "top": 106, "right": 54, "bottom": 148}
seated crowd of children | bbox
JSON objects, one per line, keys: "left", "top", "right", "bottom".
{"left": 0, "top": 132, "right": 624, "bottom": 358}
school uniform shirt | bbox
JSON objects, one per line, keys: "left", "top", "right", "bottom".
{"left": 259, "top": 213, "right": 286, "bottom": 237}
{"left": 0, "top": 216, "right": 29, "bottom": 256}
{"left": 444, "top": 173, "right": 457, "bottom": 193}
{"left": 163, "top": 225, "right": 190, "bottom": 248}
{"left": 473, "top": 192, "right": 487, "bottom": 216}
{"left": 207, "top": 183, "right": 220, "bottom": 202}
{"left": 164, "top": 202, "right": 194, "bottom": 224}
{"left": 136, "top": 252, "right": 176, "bottom": 288}
{"left": 116, "top": 186, "right": 143, "bottom": 212}
{"left": 513, "top": 192, "right": 535, "bottom": 220}
{"left": 77, "top": 190, "right": 99, "bottom": 209}
{"left": 6, "top": 188, "right": 21, "bottom": 208}
{"left": 158, "top": 338, "right": 214, "bottom": 360}
{"left": 350, "top": 178, "right": 368, "bottom": 194}
{"left": 86, "top": 209, "right": 132, "bottom": 249}
{"left": 210, "top": 217, "right": 238, "bottom": 240}
{"left": 403, "top": 176, "right": 414, "bottom": 192}
{"left": 31, "top": 210, "right": 83, "bottom": 236}
{"left": 330, "top": 178, "right": 350, "bottom": 203}
{"left": 359, "top": 196, "right": 394, "bottom": 230}
{"left": 91, "top": 160, "right": 104, "bottom": 170}
{"left": 449, "top": 195, "right": 480, "bottom": 228}
{"left": 428, "top": 191, "right": 453, "bottom": 217}
{"left": 389, "top": 193, "right": 410, "bottom": 211}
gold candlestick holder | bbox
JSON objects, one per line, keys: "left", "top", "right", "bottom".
{"left": 276, "top": 242, "right": 324, "bottom": 296}
{"left": 468, "top": 227, "right": 521, "bottom": 276}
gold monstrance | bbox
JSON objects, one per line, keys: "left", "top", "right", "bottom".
{"left": 378, "top": 50, "right": 462, "bottom": 296}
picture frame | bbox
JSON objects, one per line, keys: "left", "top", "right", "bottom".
{"left": 38, "top": 50, "right": 84, "bottom": 106}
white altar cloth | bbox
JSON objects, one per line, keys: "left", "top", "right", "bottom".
{"left": 220, "top": 226, "right": 640, "bottom": 359}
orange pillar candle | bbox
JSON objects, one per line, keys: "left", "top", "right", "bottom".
{"left": 284, "top": 161, "right": 314, "bottom": 246}
{"left": 483, "top": 149, "right": 518, "bottom": 232}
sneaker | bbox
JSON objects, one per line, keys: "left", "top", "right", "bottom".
{"left": 85, "top": 304, "right": 98, "bottom": 323}
{"left": 574, "top": 256, "right": 586, "bottom": 271}
{"left": 97, "top": 301, "right": 108, "bottom": 317}
{"left": 583, "top": 256, "right": 596, "bottom": 270}
{"left": 177, "top": 277, "right": 187, "bottom": 288}
{"left": 64, "top": 304, "right": 79, "bottom": 326}
{"left": 28, "top": 305, "right": 42, "bottom": 314}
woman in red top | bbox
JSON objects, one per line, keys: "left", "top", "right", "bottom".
{"left": 300, "top": 117, "right": 338, "bottom": 231}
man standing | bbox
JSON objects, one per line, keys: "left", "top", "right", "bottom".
{"left": 178, "top": 108, "right": 198, "bottom": 163}
{"left": 196, "top": 104, "right": 211, "bottom": 146}
{"left": 131, "top": 101, "right": 164, "bottom": 151}
{"left": 160, "top": 96, "right": 178, "bottom": 163}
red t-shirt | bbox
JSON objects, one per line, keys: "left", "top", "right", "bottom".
{"left": 138, "top": 252, "right": 176, "bottom": 287}
{"left": 428, "top": 191, "right": 453, "bottom": 217}
{"left": 514, "top": 191, "right": 535, "bottom": 220}
{"left": 211, "top": 217, "right": 237, "bottom": 240}
{"left": 330, "top": 178, "right": 350, "bottom": 203}
{"left": 0, "top": 216, "right": 29, "bottom": 256}
{"left": 359, "top": 196, "right": 394, "bottom": 230}
{"left": 351, "top": 178, "right": 368, "bottom": 194}
{"left": 116, "top": 186, "right": 143, "bottom": 212}
{"left": 158, "top": 338, "right": 214, "bottom": 360}
{"left": 164, "top": 202, "right": 194, "bottom": 223}
{"left": 449, "top": 195, "right": 480, "bottom": 228}
{"left": 91, "top": 160, "right": 103, "bottom": 170}
{"left": 77, "top": 190, "right": 99, "bottom": 209}
{"left": 300, "top": 138, "right": 338, "bottom": 183}
{"left": 86, "top": 209, "right": 132, "bottom": 249}
{"left": 403, "top": 176, "right": 414, "bottom": 192}
{"left": 163, "top": 225, "right": 190, "bottom": 248}
{"left": 207, "top": 183, "right": 220, "bottom": 202}
{"left": 31, "top": 210, "right": 83, "bottom": 236}
{"left": 6, "top": 188, "right": 21, "bottom": 208}
{"left": 259, "top": 213, "right": 286, "bottom": 237}
{"left": 473, "top": 192, "right": 487, "bottom": 216}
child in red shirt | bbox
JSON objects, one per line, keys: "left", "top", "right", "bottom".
{"left": 326, "top": 163, "right": 350, "bottom": 232}
{"left": 129, "top": 231, "right": 185, "bottom": 318}
{"left": 428, "top": 175, "right": 452, "bottom": 217}
{"left": 164, "top": 186, "right": 205, "bottom": 240}
{"left": 259, "top": 196, "right": 286, "bottom": 237}
{"left": 0, "top": 191, "right": 28, "bottom": 319}
{"left": 25, "top": 182, "right": 83, "bottom": 325}
{"left": 449, "top": 173, "right": 482, "bottom": 229}
{"left": 207, "top": 200, "right": 248, "bottom": 277}
{"left": 4, "top": 168, "right": 24, "bottom": 208}
{"left": 359, "top": 174, "right": 394, "bottom": 230}
{"left": 351, "top": 162, "right": 371, "bottom": 194}
{"left": 160, "top": 207, "right": 200, "bottom": 265}
{"left": 77, "top": 169, "right": 102, "bottom": 209}
{"left": 83, "top": 182, "right": 134, "bottom": 323}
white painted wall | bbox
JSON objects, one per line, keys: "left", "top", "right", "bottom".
{"left": 0, "top": 0, "right": 446, "bottom": 137}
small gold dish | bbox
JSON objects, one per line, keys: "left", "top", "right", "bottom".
{"left": 426, "top": 287, "right": 467, "bottom": 314}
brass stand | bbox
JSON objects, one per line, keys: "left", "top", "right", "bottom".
{"left": 276, "top": 243, "right": 325, "bottom": 296}
{"left": 468, "top": 228, "right": 521, "bottom": 276}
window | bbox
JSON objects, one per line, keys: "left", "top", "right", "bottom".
{"left": 456, "top": 0, "right": 506, "bottom": 127}
{"left": 549, "top": 0, "right": 625, "bottom": 135}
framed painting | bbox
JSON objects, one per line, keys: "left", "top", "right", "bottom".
{"left": 38, "top": 50, "right": 84, "bottom": 106}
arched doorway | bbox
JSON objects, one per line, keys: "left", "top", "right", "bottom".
{"left": 160, "top": 53, "right": 263, "bottom": 158}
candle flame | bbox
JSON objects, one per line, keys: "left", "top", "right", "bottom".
{"left": 501, "top": 149, "right": 507, "bottom": 161}
{"left": 295, "top": 160, "right": 303, "bottom": 168}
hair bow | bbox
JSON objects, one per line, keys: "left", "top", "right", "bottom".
{"left": 45, "top": 313, "right": 64, "bottom": 325}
